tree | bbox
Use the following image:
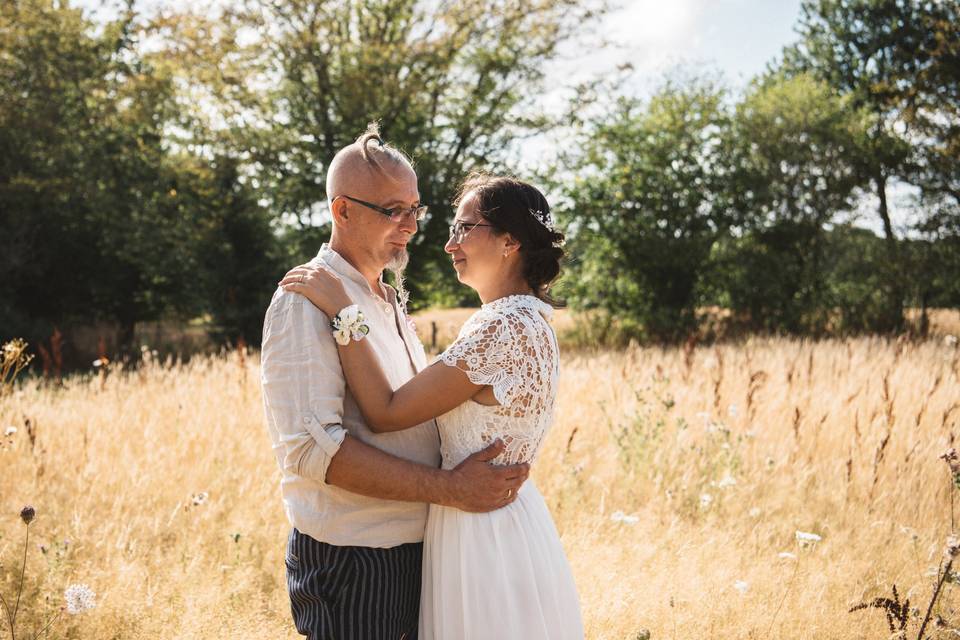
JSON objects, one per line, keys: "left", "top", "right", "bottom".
{"left": 157, "top": 0, "right": 603, "bottom": 308}
{"left": 553, "top": 77, "right": 732, "bottom": 342}
{"left": 721, "top": 74, "right": 872, "bottom": 333}
{"left": 0, "top": 0, "right": 199, "bottom": 348}
{"left": 781, "top": 0, "right": 960, "bottom": 331}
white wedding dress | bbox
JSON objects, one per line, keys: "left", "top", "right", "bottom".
{"left": 418, "top": 294, "right": 584, "bottom": 640}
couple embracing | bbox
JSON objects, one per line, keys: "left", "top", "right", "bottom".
{"left": 261, "top": 125, "right": 583, "bottom": 640}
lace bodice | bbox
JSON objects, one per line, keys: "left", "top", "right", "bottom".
{"left": 436, "top": 295, "right": 560, "bottom": 469}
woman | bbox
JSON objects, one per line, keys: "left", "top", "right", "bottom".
{"left": 280, "top": 173, "right": 583, "bottom": 639}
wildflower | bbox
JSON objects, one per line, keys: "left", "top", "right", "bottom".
{"left": 749, "top": 507, "right": 761, "bottom": 518}
{"left": 610, "top": 510, "right": 639, "bottom": 524}
{"left": 92, "top": 358, "right": 108, "bottom": 368}
{"left": 778, "top": 551, "right": 797, "bottom": 560}
{"left": 945, "top": 335, "right": 958, "bottom": 347}
{"left": 20, "top": 505, "right": 35, "bottom": 525}
{"left": 191, "top": 492, "right": 209, "bottom": 506}
{"left": 699, "top": 493, "right": 713, "bottom": 508}
{"left": 899, "top": 526, "right": 919, "bottom": 542}
{"left": 64, "top": 583, "right": 96, "bottom": 614}
{"left": 733, "top": 580, "right": 749, "bottom": 595}
{"left": 717, "top": 473, "right": 737, "bottom": 489}
{"left": 728, "top": 403, "right": 739, "bottom": 418}
{"left": 945, "top": 534, "right": 960, "bottom": 560}
{"left": 941, "top": 449, "right": 960, "bottom": 490}
{"left": 795, "top": 530, "right": 822, "bottom": 546}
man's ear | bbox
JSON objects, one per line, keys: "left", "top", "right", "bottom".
{"left": 331, "top": 197, "right": 349, "bottom": 224}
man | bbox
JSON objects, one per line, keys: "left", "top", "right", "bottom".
{"left": 261, "top": 125, "right": 529, "bottom": 640}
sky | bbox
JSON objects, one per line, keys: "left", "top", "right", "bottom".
{"left": 555, "top": 0, "right": 804, "bottom": 91}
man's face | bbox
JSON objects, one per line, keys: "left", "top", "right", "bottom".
{"left": 343, "top": 164, "right": 420, "bottom": 271}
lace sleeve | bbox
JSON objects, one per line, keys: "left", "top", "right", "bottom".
{"left": 439, "top": 308, "right": 527, "bottom": 407}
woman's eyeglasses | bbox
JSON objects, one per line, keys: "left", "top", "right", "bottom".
{"left": 448, "top": 220, "right": 494, "bottom": 244}
{"left": 338, "top": 195, "right": 428, "bottom": 222}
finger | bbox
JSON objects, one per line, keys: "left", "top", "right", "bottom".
{"left": 497, "top": 462, "right": 529, "bottom": 480}
{"left": 279, "top": 269, "right": 309, "bottom": 285}
{"left": 283, "top": 267, "right": 310, "bottom": 278}
{"left": 505, "top": 476, "right": 526, "bottom": 491}
{"left": 470, "top": 439, "right": 505, "bottom": 462}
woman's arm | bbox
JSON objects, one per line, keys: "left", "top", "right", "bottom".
{"left": 279, "top": 264, "right": 486, "bottom": 432}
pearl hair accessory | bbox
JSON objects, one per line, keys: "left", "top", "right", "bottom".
{"left": 529, "top": 208, "right": 556, "bottom": 233}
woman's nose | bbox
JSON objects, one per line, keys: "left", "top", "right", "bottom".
{"left": 444, "top": 235, "right": 458, "bottom": 254}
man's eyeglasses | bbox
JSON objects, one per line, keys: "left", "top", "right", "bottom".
{"left": 338, "top": 195, "right": 428, "bottom": 222}
{"left": 448, "top": 220, "right": 494, "bottom": 244}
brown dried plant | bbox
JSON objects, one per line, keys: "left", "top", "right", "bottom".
{"left": 1, "top": 339, "right": 33, "bottom": 396}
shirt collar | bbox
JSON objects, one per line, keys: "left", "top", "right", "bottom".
{"left": 316, "top": 243, "right": 386, "bottom": 298}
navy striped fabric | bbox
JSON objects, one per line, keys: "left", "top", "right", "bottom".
{"left": 286, "top": 528, "right": 422, "bottom": 640}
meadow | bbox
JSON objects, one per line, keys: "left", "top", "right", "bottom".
{"left": 1, "top": 323, "right": 959, "bottom": 639}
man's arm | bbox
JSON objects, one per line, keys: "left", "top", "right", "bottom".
{"left": 263, "top": 288, "right": 529, "bottom": 512}
{"left": 319, "top": 436, "right": 529, "bottom": 513}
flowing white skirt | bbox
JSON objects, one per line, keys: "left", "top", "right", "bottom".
{"left": 418, "top": 479, "right": 584, "bottom": 639}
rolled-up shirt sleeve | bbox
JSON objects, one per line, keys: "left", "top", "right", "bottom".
{"left": 261, "top": 289, "right": 346, "bottom": 482}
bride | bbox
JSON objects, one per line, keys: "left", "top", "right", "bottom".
{"left": 280, "top": 173, "right": 584, "bottom": 640}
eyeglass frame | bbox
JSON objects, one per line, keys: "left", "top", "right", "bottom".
{"left": 336, "top": 194, "right": 428, "bottom": 222}
{"left": 448, "top": 219, "right": 496, "bottom": 244}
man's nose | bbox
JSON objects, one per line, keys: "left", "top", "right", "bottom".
{"left": 398, "top": 212, "right": 418, "bottom": 234}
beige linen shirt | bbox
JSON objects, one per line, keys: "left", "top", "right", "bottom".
{"left": 261, "top": 244, "right": 441, "bottom": 548}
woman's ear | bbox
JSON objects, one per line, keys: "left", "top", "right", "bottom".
{"left": 502, "top": 233, "right": 522, "bottom": 257}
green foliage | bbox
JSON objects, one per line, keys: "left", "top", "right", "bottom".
{"left": 553, "top": 77, "right": 733, "bottom": 342}
{"left": 721, "top": 74, "right": 873, "bottom": 333}
{"left": 780, "top": 0, "right": 960, "bottom": 331}
{"left": 173, "top": 0, "right": 602, "bottom": 309}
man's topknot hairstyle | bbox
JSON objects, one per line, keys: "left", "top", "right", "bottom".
{"left": 355, "top": 121, "right": 412, "bottom": 167}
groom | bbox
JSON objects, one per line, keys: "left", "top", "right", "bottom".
{"left": 260, "top": 124, "right": 530, "bottom": 640}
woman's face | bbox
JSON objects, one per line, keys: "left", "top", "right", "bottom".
{"left": 444, "top": 191, "right": 507, "bottom": 292}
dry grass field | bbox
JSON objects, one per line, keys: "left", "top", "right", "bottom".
{"left": 2, "top": 328, "right": 960, "bottom": 639}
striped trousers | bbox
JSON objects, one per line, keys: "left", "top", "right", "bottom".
{"left": 286, "top": 528, "right": 422, "bottom": 640}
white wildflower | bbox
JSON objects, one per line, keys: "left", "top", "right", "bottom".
{"left": 749, "top": 507, "right": 761, "bottom": 518}
{"left": 778, "top": 551, "right": 797, "bottom": 560}
{"left": 699, "top": 493, "right": 713, "bottom": 508}
{"left": 728, "top": 403, "right": 739, "bottom": 418}
{"left": 717, "top": 473, "right": 737, "bottom": 489}
{"left": 191, "top": 492, "right": 209, "bottom": 506}
{"left": 945, "top": 534, "right": 960, "bottom": 560}
{"left": 945, "top": 335, "right": 958, "bottom": 347}
{"left": 795, "top": 530, "right": 822, "bottom": 546}
{"left": 733, "top": 580, "right": 749, "bottom": 595}
{"left": 5, "top": 426, "right": 17, "bottom": 437}
{"left": 610, "top": 510, "right": 639, "bottom": 524}
{"left": 64, "top": 583, "right": 96, "bottom": 614}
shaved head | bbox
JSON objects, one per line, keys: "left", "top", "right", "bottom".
{"left": 326, "top": 123, "right": 416, "bottom": 205}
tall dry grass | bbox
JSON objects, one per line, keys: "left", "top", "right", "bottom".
{"left": 1, "top": 335, "right": 959, "bottom": 639}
